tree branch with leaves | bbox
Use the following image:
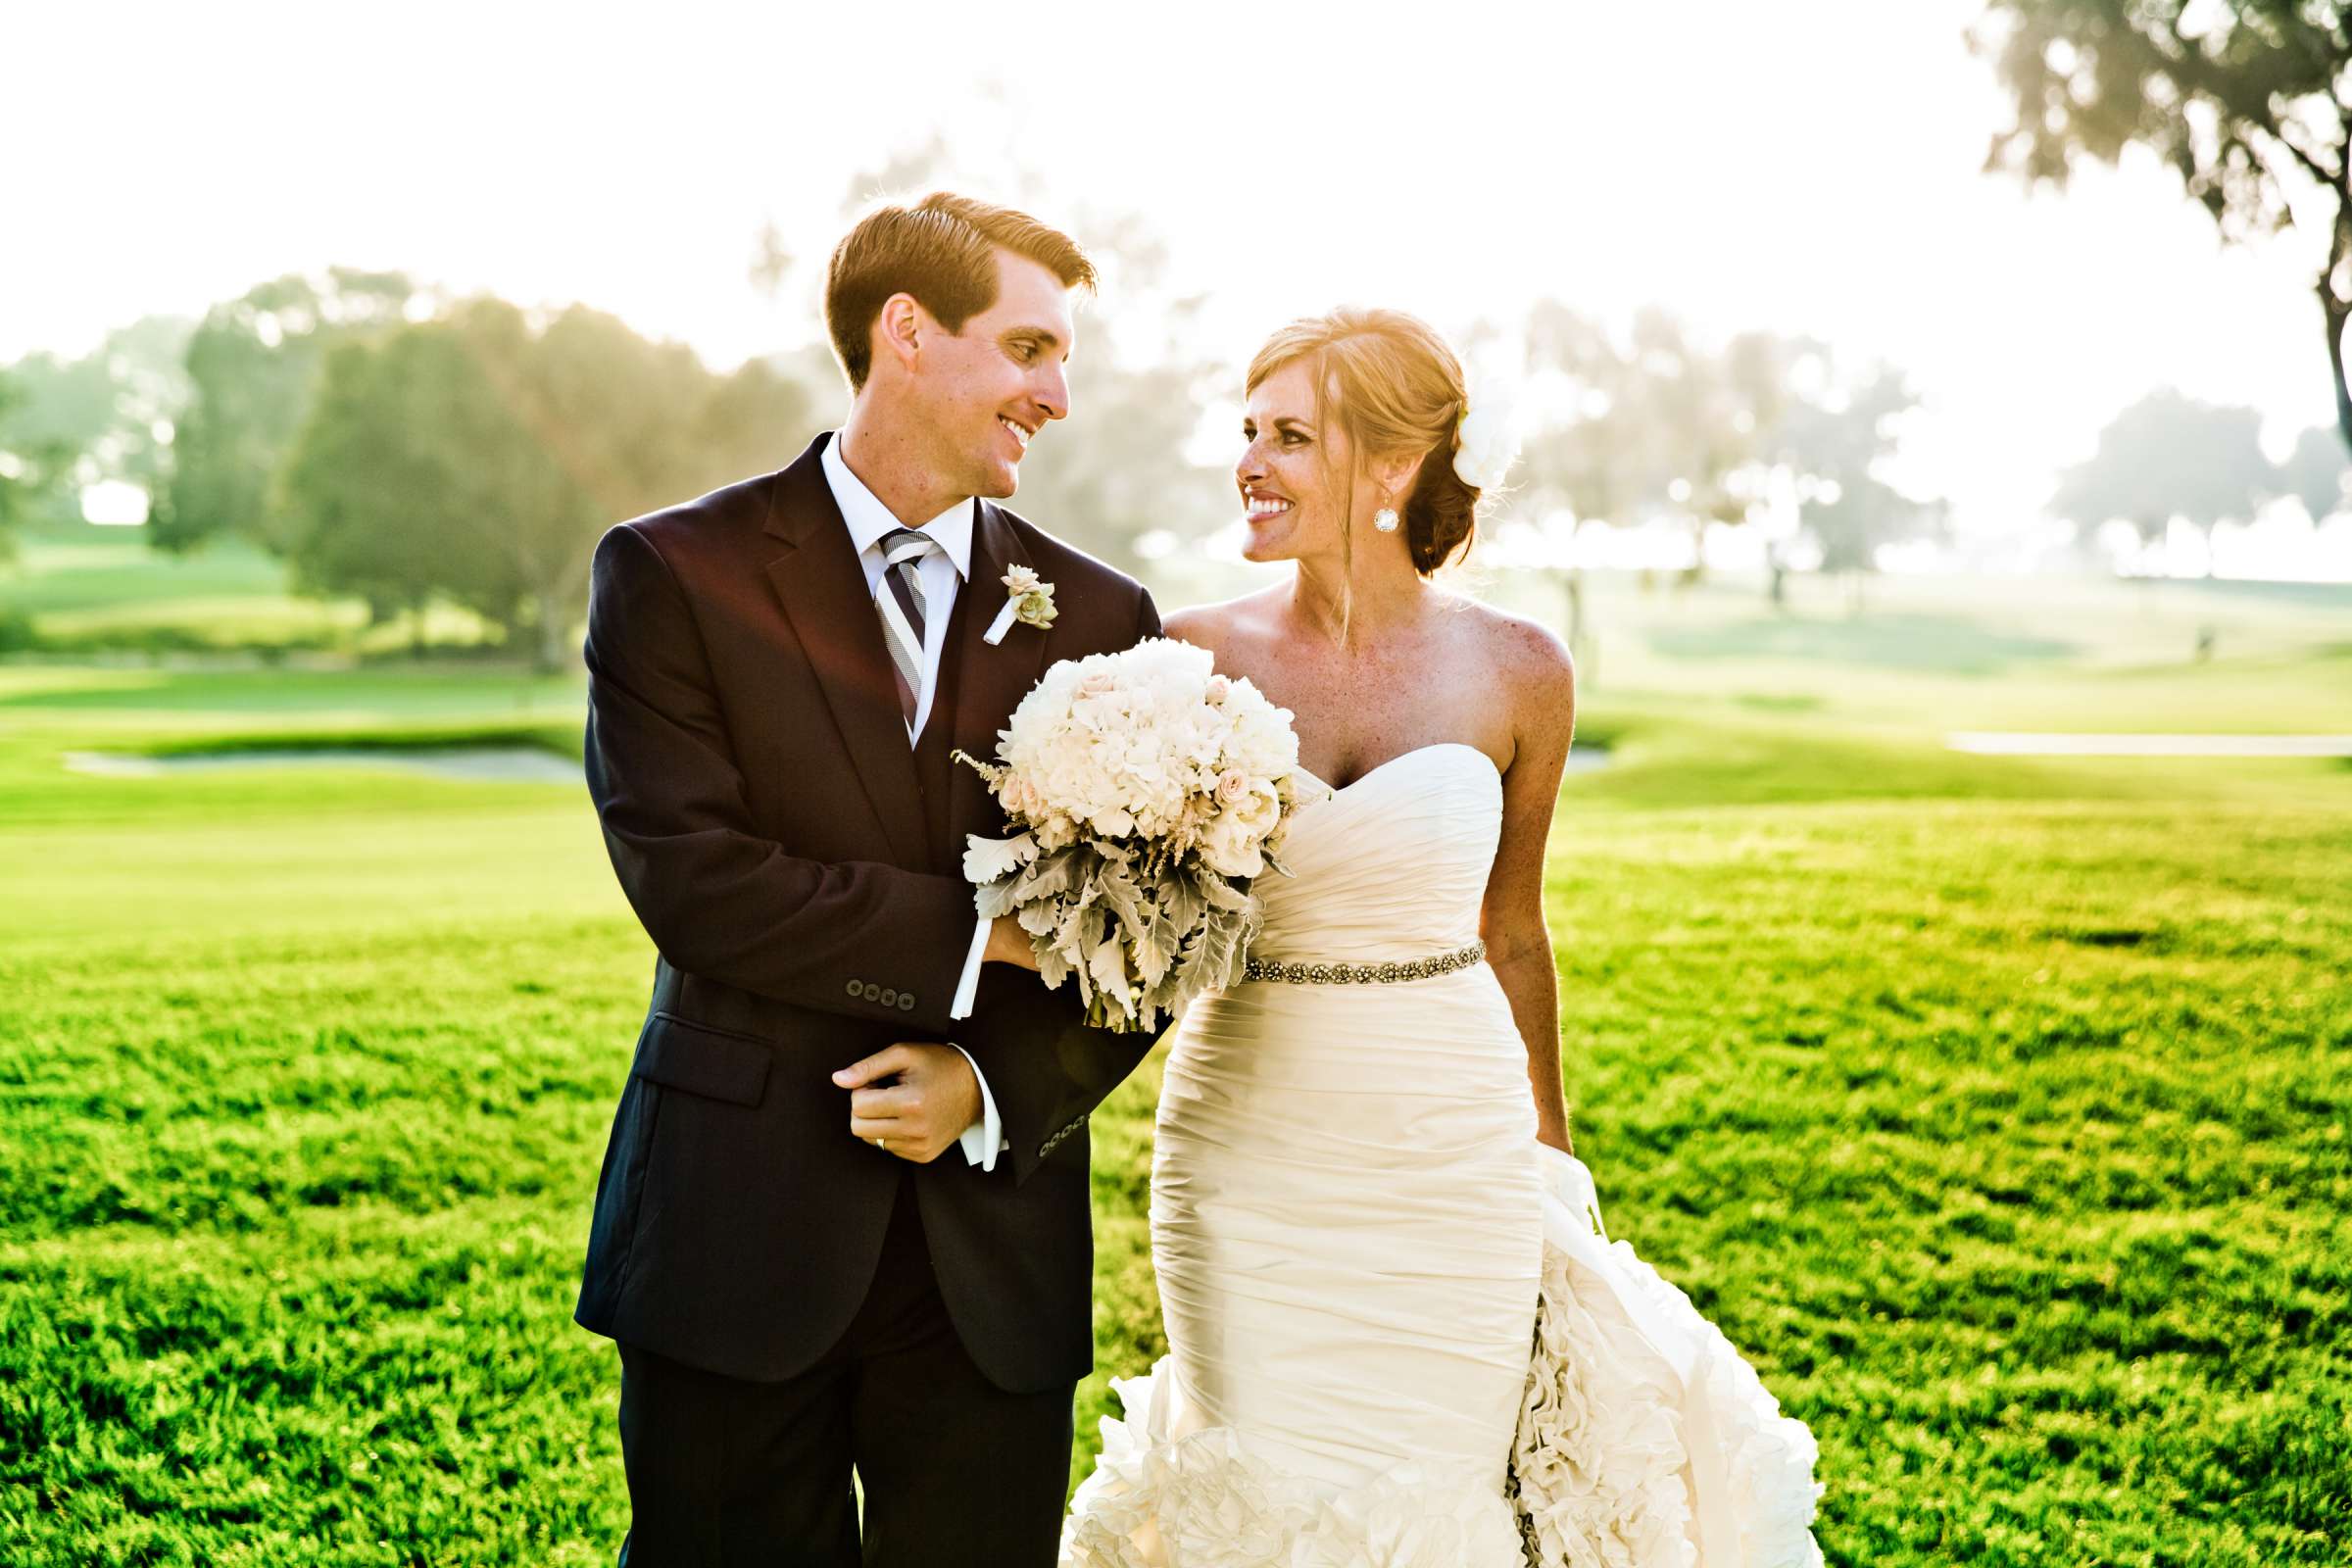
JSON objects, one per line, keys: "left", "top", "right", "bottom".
{"left": 1977, "top": 1, "right": 2352, "bottom": 451}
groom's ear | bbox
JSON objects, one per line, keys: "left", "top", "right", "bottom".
{"left": 873, "top": 292, "right": 926, "bottom": 378}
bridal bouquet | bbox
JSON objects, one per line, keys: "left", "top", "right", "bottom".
{"left": 956, "top": 638, "right": 1315, "bottom": 1033}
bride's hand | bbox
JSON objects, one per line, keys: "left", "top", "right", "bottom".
{"left": 984, "top": 915, "right": 1040, "bottom": 971}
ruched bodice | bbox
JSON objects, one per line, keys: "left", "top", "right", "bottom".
{"left": 1250, "top": 742, "right": 1502, "bottom": 962}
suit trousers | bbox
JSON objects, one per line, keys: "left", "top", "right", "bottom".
{"left": 614, "top": 1175, "right": 1077, "bottom": 1567}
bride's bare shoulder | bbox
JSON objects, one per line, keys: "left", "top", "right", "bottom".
{"left": 1163, "top": 587, "right": 1284, "bottom": 661}
{"left": 1449, "top": 595, "right": 1576, "bottom": 711}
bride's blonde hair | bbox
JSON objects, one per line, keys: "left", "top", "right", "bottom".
{"left": 1245, "top": 309, "right": 1484, "bottom": 592}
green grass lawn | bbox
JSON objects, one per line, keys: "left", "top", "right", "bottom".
{"left": 3, "top": 581, "right": 2348, "bottom": 1564}
{"left": 0, "top": 534, "right": 295, "bottom": 619}
{"left": 0, "top": 531, "right": 498, "bottom": 655}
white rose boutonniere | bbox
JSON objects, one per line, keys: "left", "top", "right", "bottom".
{"left": 984, "top": 564, "right": 1058, "bottom": 646}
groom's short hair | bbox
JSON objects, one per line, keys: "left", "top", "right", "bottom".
{"left": 826, "top": 191, "right": 1096, "bottom": 392}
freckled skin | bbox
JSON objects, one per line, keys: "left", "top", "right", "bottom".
{"left": 1169, "top": 357, "right": 1581, "bottom": 1152}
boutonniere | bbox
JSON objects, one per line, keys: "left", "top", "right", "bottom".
{"left": 983, "top": 564, "right": 1057, "bottom": 646}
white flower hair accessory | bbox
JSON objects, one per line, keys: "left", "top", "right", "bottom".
{"left": 1452, "top": 373, "right": 1524, "bottom": 492}
{"left": 983, "top": 564, "right": 1057, "bottom": 646}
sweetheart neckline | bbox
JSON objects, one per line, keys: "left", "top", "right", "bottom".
{"left": 1296, "top": 741, "right": 1502, "bottom": 796}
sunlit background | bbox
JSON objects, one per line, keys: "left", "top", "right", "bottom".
{"left": 8, "top": 0, "right": 2352, "bottom": 586}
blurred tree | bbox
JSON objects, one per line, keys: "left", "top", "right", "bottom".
{"left": 2, "top": 351, "right": 113, "bottom": 534}
{"left": 1801, "top": 477, "right": 1948, "bottom": 611}
{"left": 1515, "top": 302, "right": 1647, "bottom": 648}
{"left": 153, "top": 270, "right": 416, "bottom": 554}
{"left": 1770, "top": 363, "right": 1947, "bottom": 611}
{"left": 1515, "top": 309, "right": 1940, "bottom": 608}
{"left": 0, "top": 370, "right": 72, "bottom": 558}
{"left": 2050, "top": 389, "right": 2272, "bottom": 571}
{"left": 1778, "top": 364, "right": 1947, "bottom": 611}
{"left": 1514, "top": 306, "right": 1790, "bottom": 594}
{"left": 280, "top": 327, "right": 514, "bottom": 644}
{"left": 281, "top": 298, "right": 813, "bottom": 668}
{"left": 91, "top": 315, "right": 196, "bottom": 508}
{"left": 2, "top": 316, "right": 194, "bottom": 529}
{"left": 2277, "top": 422, "right": 2348, "bottom": 522}
{"left": 1976, "top": 2, "right": 2352, "bottom": 454}
{"left": 0, "top": 376, "right": 68, "bottom": 552}
{"left": 1520, "top": 304, "right": 1640, "bottom": 524}
{"left": 696, "top": 356, "right": 818, "bottom": 479}
{"left": 1622, "top": 310, "right": 1788, "bottom": 583}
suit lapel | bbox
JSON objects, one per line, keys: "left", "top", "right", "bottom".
{"left": 945, "top": 502, "right": 1054, "bottom": 856}
{"left": 760, "top": 434, "right": 929, "bottom": 867}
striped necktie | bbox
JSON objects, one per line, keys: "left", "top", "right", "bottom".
{"left": 872, "top": 526, "right": 937, "bottom": 737}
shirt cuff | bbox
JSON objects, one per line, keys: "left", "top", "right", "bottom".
{"left": 950, "top": 913, "right": 992, "bottom": 1021}
{"left": 947, "top": 1043, "right": 1007, "bottom": 1171}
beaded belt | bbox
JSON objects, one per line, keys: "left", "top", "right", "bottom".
{"left": 1243, "top": 940, "right": 1487, "bottom": 986}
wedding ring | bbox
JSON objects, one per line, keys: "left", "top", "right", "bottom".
{"left": 873, "top": 1136, "right": 888, "bottom": 1152}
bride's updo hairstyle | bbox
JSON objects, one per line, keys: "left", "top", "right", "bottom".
{"left": 1245, "top": 308, "right": 1481, "bottom": 577}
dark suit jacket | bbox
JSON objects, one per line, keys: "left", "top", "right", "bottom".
{"left": 574, "top": 432, "right": 1162, "bottom": 1393}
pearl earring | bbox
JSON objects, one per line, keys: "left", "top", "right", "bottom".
{"left": 1373, "top": 507, "right": 1400, "bottom": 533}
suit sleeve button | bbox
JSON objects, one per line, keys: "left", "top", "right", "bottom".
{"left": 845, "top": 978, "right": 862, "bottom": 998}
{"left": 880, "top": 988, "right": 898, "bottom": 1006}
{"left": 861, "top": 982, "right": 882, "bottom": 1002}
{"left": 898, "top": 994, "right": 915, "bottom": 1011}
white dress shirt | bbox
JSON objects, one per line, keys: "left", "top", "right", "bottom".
{"left": 820, "top": 432, "right": 1006, "bottom": 1169}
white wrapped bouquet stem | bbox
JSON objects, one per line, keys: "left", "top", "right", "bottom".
{"left": 956, "top": 638, "right": 1319, "bottom": 1033}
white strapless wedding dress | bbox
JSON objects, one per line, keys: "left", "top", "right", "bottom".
{"left": 1063, "top": 744, "right": 1824, "bottom": 1568}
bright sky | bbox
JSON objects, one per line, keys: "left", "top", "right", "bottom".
{"left": 7, "top": 0, "right": 2340, "bottom": 566}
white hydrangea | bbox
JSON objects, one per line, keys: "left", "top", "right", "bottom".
{"left": 994, "top": 639, "right": 1298, "bottom": 858}
{"left": 956, "top": 638, "right": 1314, "bottom": 1032}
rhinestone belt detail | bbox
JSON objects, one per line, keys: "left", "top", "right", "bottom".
{"left": 1242, "top": 940, "right": 1487, "bottom": 986}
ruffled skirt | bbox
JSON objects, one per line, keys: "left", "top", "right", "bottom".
{"left": 1062, "top": 1148, "right": 1824, "bottom": 1567}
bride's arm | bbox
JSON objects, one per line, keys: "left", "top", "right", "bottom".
{"left": 1479, "top": 617, "right": 1580, "bottom": 1155}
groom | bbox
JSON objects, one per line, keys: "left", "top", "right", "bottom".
{"left": 574, "top": 192, "right": 1162, "bottom": 1565}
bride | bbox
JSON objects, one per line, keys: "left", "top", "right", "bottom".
{"left": 1061, "top": 310, "right": 1822, "bottom": 1566}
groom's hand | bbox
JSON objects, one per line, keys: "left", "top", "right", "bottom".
{"left": 834, "top": 1043, "right": 981, "bottom": 1164}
